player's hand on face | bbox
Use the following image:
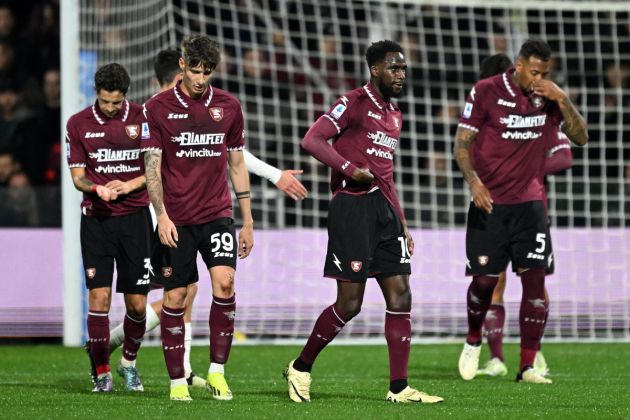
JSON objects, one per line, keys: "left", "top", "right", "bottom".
{"left": 469, "top": 178, "right": 493, "bottom": 214}
{"left": 351, "top": 167, "right": 374, "bottom": 185}
{"left": 276, "top": 169, "right": 308, "bottom": 200}
{"left": 531, "top": 79, "right": 565, "bottom": 102}
{"left": 95, "top": 185, "right": 118, "bottom": 201}
{"left": 238, "top": 224, "right": 254, "bottom": 259}
{"left": 104, "top": 180, "right": 132, "bottom": 196}
{"left": 157, "top": 214, "right": 178, "bottom": 248}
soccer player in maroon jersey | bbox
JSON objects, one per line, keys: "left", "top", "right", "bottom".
{"left": 108, "top": 49, "right": 308, "bottom": 388}
{"left": 142, "top": 35, "right": 254, "bottom": 402}
{"left": 454, "top": 40, "right": 588, "bottom": 384}
{"left": 66, "top": 63, "right": 152, "bottom": 392}
{"left": 283, "top": 40, "right": 443, "bottom": 404}
{"left": 471, "top": 54, "right": 574, "bottom": 378}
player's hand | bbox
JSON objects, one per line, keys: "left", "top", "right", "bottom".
{"left": 403, "top": 225, "right": 414, "bottom": 256}
{"left": 104, "top": 180, "right": 133, "bottom": 196}
{"left": 469, "top": 178, "right": 493, "bottom": 214}
{"left": 531, "top": 79, "right": 566, "bottom": 102}
{"left": 351, "top": 167, "right": 374, "bottom": 185}
{"left": 275, "top": 169, "right": 308, "bottom": 200}
{"left": 95, "top": 185, "right": 118, "bottom": 202}
{"left": 157, "top": 213, "right": 178, "bottom": 248}
{"left": 238, "top": 223, "right": 254, "bottom": 259}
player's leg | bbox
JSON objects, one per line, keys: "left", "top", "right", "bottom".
{"left": 478, "top": 272, "right": 508, "bottom": 377}
{"left": 109, "top": 295, "right": 162, "bottom": 354}
{"left": 155, "top": 224, "right": 197, "bottom": 400}
{"left": 113, "top": 208, "right": 153, "bottom": 391}
{"left": 377, "top": 274, "right": 443, "bottom": 404}
{"left": 182, "top": 282, "right": 206, "bottom": 387}
{"left": 81, "top": 213, "right": 116, "bottom": 392}
{"left": 206, "top": 265, "right": 236, "bottom": 400}
{"left": 198, "top": 218, "right": 239, "bottom": 400}
{"left": 510, "top": 201, "right": 551, "bottom": 384}
{"left": 284, "top": 192, "right": 372, "bottom": 403}
{"left": 533, "top": 287, "right": 550, "bottom": 376}
{"left": 285, "top": 280, "right": 365, "bottom": 403}
{"left": 459, "top": 203, "right": 508, "bottom": 380}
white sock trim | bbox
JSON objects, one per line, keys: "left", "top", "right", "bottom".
{"left": 126, "top": 313, "right": 146, "bottom": 323}
{"left": 120, "top": 356, "right": 136, "bottom": 368}
{"left": 162, "top": 308, "right": 185, "bottom": 317}
{"left": 209, "top": 363, "right": 224, "bottom": 374}
{"left": 88, "top": 311, "right": 108, "bottom": 317}
{"left": 170, "top": 378, "right": 188, "bottom": 388}
{"left": 331, "top": 306, "right": 346, "bottom": 325}
{"left": 385, "top": 309, "right": 411, "bottom": 315}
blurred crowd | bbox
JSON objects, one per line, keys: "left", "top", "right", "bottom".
{"left": 0, "top": 0, "right": 60, "bottom": 227}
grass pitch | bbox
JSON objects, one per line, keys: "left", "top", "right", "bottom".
{"left": 0, "top": 343, "right": 628, "bottom": 419}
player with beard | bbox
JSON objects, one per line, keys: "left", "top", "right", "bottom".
{"left": 143, "top": 35, "right": 254, "bottom": 401}
{"left": 67, "top": 63, "right": 152, "bottom": 393}
{"left": 474, "top": 53, "right": 573, "bottom": 379}
{"left": 283, "top": 40, "right": 443, "bottom": 404}
{"left": 454, "top": 40, "right": 588, "bottom": 384}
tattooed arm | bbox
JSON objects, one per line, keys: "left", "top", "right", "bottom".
{"left": 453, "top": 126, "right": 493, "bottom": 214}
{"left": 531, "top": 80, "right": 589, "bottom": 146}
{"left": 70, "top": 167, "right": 117, "bottom": 201}
{"left": 144, "top": 149, "right": 178, "bottom": 248}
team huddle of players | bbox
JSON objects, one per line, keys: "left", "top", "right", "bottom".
{"left": 66, "top": 34, "right": 587, "bottom": 402}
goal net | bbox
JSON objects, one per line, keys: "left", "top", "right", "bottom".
{"left": 65, "top": 0, "right": 630, "bottom": 343}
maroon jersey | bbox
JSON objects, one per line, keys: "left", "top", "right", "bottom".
{"left": 142, "top": 82, "right": 245, "bottom": 225}
{"left": 66, "top": 100, "right": 150, "bottom": 216}
{"left": 460, "top": 68, "right": 564, "bottom": 204}
{"left": 321, "top": 83, "right": 404, "bottom": 219}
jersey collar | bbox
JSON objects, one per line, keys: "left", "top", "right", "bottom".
{"left": 363, "top": 82, "right": 396, "bottom": 111}
{"left": 173, "top": 80, "right": 214, "bottom": 108}
{"left": 502, "top": 68, "right": 520, "bottom": 98}
{"left": 91, "top": 99, "right": 130, "bottom": 125}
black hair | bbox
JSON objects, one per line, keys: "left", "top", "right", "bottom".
{"left": 154, "top": 49, "right": 181, "bottom": 86}
{"left": 518, "top": 39, "right": 552, "bottom": 62}
{"left": 365, "top": 40, "right": 404, "bottom": 68}
{"left": 181, "top": 35, "right": 221, "bottom": 70}
{"left": 94, "top": 63, "right": 130, "bottom": 94}
{"left": 479, "top": 53, "right": 512, "bottom": 79}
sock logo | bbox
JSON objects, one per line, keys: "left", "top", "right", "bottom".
{"left": 166, "top": 326, "right": 183, "bottom": 335}
{"left": 223, "top": 310, "right": 236, "bottom": 321}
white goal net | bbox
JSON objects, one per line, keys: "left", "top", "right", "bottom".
{"left": 64, "top": 0, "right": 630, "bottom": 344}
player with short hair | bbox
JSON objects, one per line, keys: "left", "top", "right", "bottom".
{"left": 473, "top": 53, "right": 573, "bottom": 378}
{"left": 66, "top": 63, "right": 152, "bottom": 392}
{"left": 107, "top": 49, "right": 308, "bottom": 388}
{"left": 283, "top": 40, "right": 443, "bottom": 404}
{"left": 454, "top": 40, "right": 588, "bottom": 384}
{"left": 143, "top": 35, "right": 254, "bottom": 402}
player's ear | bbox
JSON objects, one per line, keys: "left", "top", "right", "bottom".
{"left": 178, "top": 57, "right": 186, "bottom": 72}
{"left": 370, "top": 64, "right": 379, "bottom": 78}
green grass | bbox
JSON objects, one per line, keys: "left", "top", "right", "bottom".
{"left": 1, "top": 343, "right": 629, "bottom": 419}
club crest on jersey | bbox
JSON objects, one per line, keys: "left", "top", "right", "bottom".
{"left": 478, "top": 256, "right": 489, "bottom": 266}
{"left": 125, "top": 125, "right": 139, "bottom": 139}
{"left": 161, "top": 267, "right": 173, "bottom": 278}
{"left": 351, "top": 261, "right": 363, "bottom": 272}
{"left": 86, "top": 268, "right": 96, "bottom": 279}
{"left": 209, "top": 107, "right": 223, "bottom": 122}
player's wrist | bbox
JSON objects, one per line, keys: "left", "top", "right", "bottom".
{"left": 342, "top": 162, "right": 359, "bottom": 177}
{"left": 90, "top": 184, "right": 99, "bottom": 193}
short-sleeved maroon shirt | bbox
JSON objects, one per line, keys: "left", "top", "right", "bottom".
{"left": 142, "top": 82, "right": 245, "bottom": 225}
{"left": 459, "top": 68, "right": 564, "bottom": 204}
{"left": 66, "top": 100, "right": 149, "bottom": 216}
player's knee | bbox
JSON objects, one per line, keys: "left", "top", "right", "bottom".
{"left": 165, "top": 289, "right": 188, "bottom": 308}
{"left": 387, "top": 289, "right": 412, "bottom": 313}
{"left": 89, "top": 289, "right": 111, "bottom": 311}
{"left": 338, "top": 299, "right": 362, "bottom": 320}
{"left": 213, "top": 271, "right": 235, "bottom": 298}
